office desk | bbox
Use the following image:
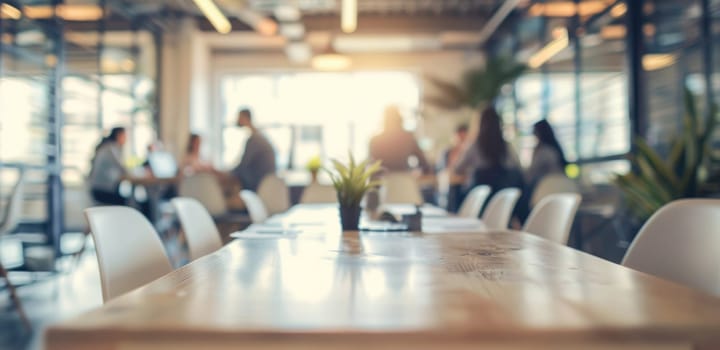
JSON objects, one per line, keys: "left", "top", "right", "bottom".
{"left": 46, "top": 208, "right": 720, "bottom": 350}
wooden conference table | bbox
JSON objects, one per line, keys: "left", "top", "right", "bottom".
{"left": 46, "top": 205, "right": 720, "bottom": 350}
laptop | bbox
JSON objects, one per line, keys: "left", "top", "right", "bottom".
{"left": 147, "top": 151, "right": 178, "bottom": 179}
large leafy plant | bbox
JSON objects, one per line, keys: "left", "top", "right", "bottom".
{"left": 615, "top": 88, "right": 720, "bottom": 221}
{"left": 425, "top": 57, "right": 527, "bottom": 109}
{"left": 326, "top": 153, "right": 382, "bottom": 208}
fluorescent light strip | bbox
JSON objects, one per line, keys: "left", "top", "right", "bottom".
{"left": 1, "top": 3, "right": 21, "bottom": 19}
{"left": 643, "top": 54, "right": 676, "bottom": 71}
{"left": 192, "top": 0, "right": 232, "bottom": 34}
{"left": 341, "top": 0, "right": 357, "bottom": 33}
{"left": 528, "top": 28, "right": 569, "bottom": 68}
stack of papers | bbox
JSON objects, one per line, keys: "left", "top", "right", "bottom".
{"left": 230, "top": 224, "right": 300, "bottom": 239}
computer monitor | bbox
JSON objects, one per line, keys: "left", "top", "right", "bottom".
{"left": 147, "top": 151, "right": 178, "bottom": 179}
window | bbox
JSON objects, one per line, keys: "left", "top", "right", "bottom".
{"left": 218, "top": 71, "right": 420, "bottom": 170}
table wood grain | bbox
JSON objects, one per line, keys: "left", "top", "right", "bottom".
{"left": 45, "top": 209, "right": 720, "bottom": 350}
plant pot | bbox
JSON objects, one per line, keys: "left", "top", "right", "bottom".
{"left": 339, "top": 205, "right": 361, "bottom": 231}
{"left": 310, "top": 169, "right": 319, "bottom": 183}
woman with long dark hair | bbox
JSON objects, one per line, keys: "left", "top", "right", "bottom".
{"left": 453, "top": 107, "right": 521, "bottom": 194}
{"left": 89, "top": 127, "right": 129, "bottom": 205}
{"left": 526, "top": 119, "right": 568, "bottom": 186}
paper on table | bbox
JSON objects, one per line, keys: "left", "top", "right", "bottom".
{"left": 230, "top": 231, "right": 299, "bottom": 239}
{"left": 421, "top": 217, "right": 487, "bottom": 234}
{"left": 230, "top": 224, "right": 300, "bottom": 239}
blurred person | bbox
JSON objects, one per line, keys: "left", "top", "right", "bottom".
{"left": 525, "top": 119, "right": 568, "bottom": 187}
{"left": 453, "top": 107, "right": 523, "bottom": 198}
{"left": 181, "top": 133, "right": 214, "bottom": 174}
{"left": 437, "top": 123, "right": 469, "bottom": 171}
{"left": 436, "top": 124, "right": 470, "bottom": 212}
{"left": 515, "top": 119, "right": 570, "bottom": 222}
{"left": 369, "top": 106, "right": 432, "bottom": 174}
{"left": 229, "top": 108, "right": 277, "bottom": 192}
{"left": 89, "top": 127, "right": 129, "bottom": 205}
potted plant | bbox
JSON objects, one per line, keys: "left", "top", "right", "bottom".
{"left": 425, "top": 56, "right": 527, "bottom": 110}
{"left": 306, "top": 155, "right": 323, "bottom": 183}
{"left": 326, "top": 153, "right": 382, "bottom": 231}
{"left": 615, "top": 88, "right": 720, "bottom": 224}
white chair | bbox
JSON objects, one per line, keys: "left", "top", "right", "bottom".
{"left": 530, "top": 174, "right": 580, "bottom": 208}
{"left": 171, "top": 198, "right": 223, "bottom": 261}
{"left": 523, "top": 193, "right": 581, "bottom": 245}
{"left": 300, "top": 183, "right": 337, "bottom": 204}
{"left": 622, "top": 199, "right": 720, "bottom": 296}
{"left": 481, "top": 188, "right": 521, "bottom": 230}
{"left": 380, "top": 172, "right": 423, "bottom": 205}
{"left": 178, "top": 173, "right": 227, "bottom": 216}
{"left": 256, "top": 175, "right": 290, "bottom": 215}
{"left": 458, "top": 185, "right": 491, "bottom": 218}
{"left": 240, "top": 190, "right": 269, "bottom": 223}
{"left": 84, "top": 206, "right": 173, "bottom": 302}
{"left": 0, "top": 169, "right": 30, "bottom": 329}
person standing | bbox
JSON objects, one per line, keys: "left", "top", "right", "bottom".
{"left": 369, "top": 105, "right": 431, "bottom": 175}
{"left": 437, "top": 123, "right": 469, "bottom": 172}
{"left": 230, "top": 108, "right": 277, "bottom": 192}
{"left": 453, "top": 107, "right": 523, "bottom": 197}
{"left": 525, "top": 119, "right": 568, "bottom": 187}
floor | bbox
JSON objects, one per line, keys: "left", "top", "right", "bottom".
{"left": 0, "top": 227, "right": 188, "bottom": 350}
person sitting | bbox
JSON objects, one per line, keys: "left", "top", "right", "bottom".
{"left": 369, "top": 105, "right": 432, "bottom": 175}
{"left": 453, "top": 107, "right": 523, "bottom": 204}
{"left": 181, "top": 133, "right": 214, "bottom": 175}
{"left": 89, "top": 127, "right": 129, "bottom": 205}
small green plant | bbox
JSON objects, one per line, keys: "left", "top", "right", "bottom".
{"left": 615, "top": 88, "right": 720, "bottom": 221}
{"left": 326, "top": 152, "right": 382, "bottom": 208}
{"left": 306, "top": 155, "right": 323, "bottom": 172}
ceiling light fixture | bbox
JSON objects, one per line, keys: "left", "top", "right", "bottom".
{"left": 610, "top": 3, "right": 627, "bottom": 17}
{"left": 643, "top": 54, "right": 676, "bottom": 71}
{"left": 341, "top": 0, "right": 357, "bottom": 33}
{"left": 601, "top": 25, "right": 626, "bottom": 39}
{"left": 528, "top": 1, "right": 609, "bottom": 17}
{"left": 528, "top": 28, "right": 569, "bottom": 68}
{"left": 191, "top": 0, "right": 232, "bottom": 34}
{"left": 312, "top": 39, "right": 351, "bottom": 71}
{"left": 1, "top": 3, "right": 21, "bottom": 20}
{"left": 23, "top": 4, "right": 104, "bottom": 21}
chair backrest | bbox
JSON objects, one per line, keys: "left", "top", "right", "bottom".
{"left": 622, "top": 199, "right": 720, "bottom": 296}
{"left": 523, "top": 193, "right": 582, "bottom": 245}
{"left": 256, "top": 175, "right": 290, "bottom": 215}
{"left": 380, "top": 172, "right": 423, "bottom": 205}
{"left": 171, "top": 197, "right": 223, "bottom": 261}
{"left": 0, "top": 169, "right": 25, "bottom": 235}
{"left": 458, "top": 185, "right": 491, "bottom": 218}
{"left": 300, "top": 183, "right": 337, "bottom": 204}
{"left": 240, "top": 190, "right": 269, "bottom": 223}
{"left": 178, "top": 173, "right": 227, "bottom": 216}
{"left": 530, "top": 174, "right": 580, "bottom": 208}
{"left": 84, "top": 206, "right": 172, "bottom": 302}
{"left": 481, "top": 188, "right": 521, "bottom": 230}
